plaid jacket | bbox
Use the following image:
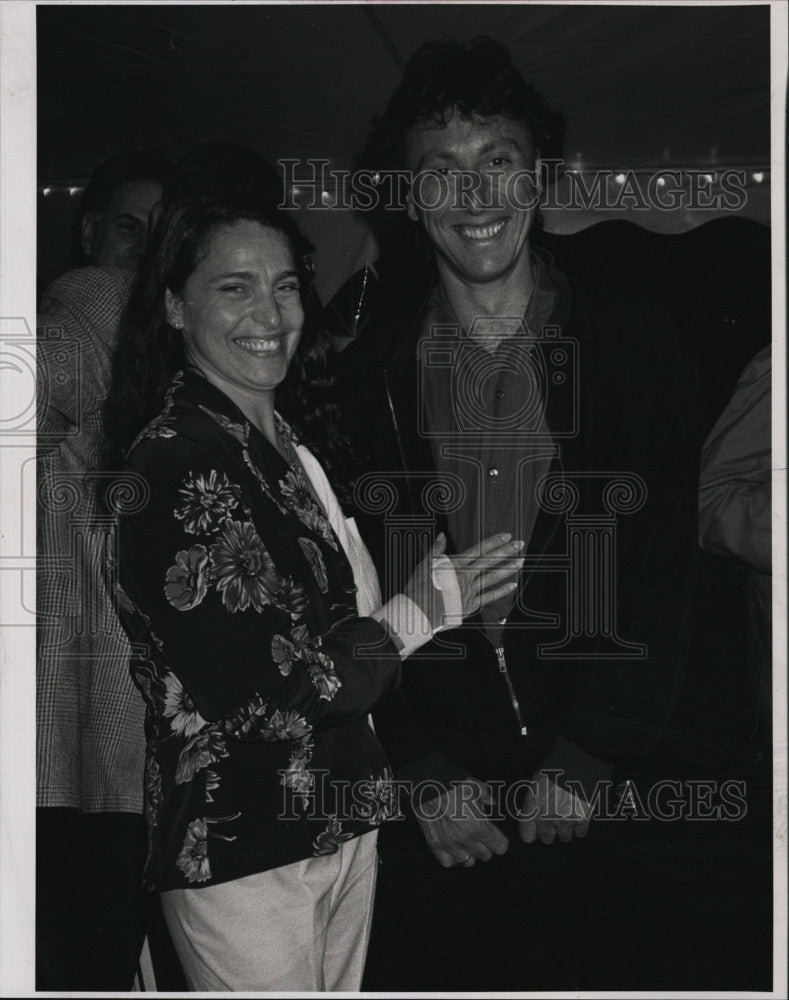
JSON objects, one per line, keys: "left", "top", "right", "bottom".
{"left": 36, "top": 265, "right": 146, "bottom": 812}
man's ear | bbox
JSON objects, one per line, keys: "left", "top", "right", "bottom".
{"left": 81, "top": 213, "right": 96, "bottom": 257}
{"left": 165, "top": 288, "right": 184, "bottom": 330}
{"left": 405, "top": 188, "right": 419, "bottom": 224}
{"left": 148, "top": 200, "right": 163, "bottom": 234}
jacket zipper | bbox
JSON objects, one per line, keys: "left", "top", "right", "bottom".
{"left": 495, "top": 645, "right": 528, "bottom": 736}
{"left": 384, "top": 366, "right": 528, "bottom": 738}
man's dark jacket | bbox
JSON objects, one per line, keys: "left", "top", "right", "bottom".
{"left": 331, "top": 259, "right": 700, "bottom": 855}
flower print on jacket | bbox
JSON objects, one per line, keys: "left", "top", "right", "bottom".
{"left": 276, "top": 576, "right": 308, "bottom": 622}
{"left": 298, "top": 537, "right": 329, "bottom": 593}
{"left": 199, "top": 405, "right": 288, "bottom": 513}
{"left": 163, "top": 672, "right": 208, "bottom": 737}
{"left": 131, "top": 371, "right": 184, "bottom": 450}
{"left": 279, "top": 471, "right": 338, "bottom": 551}
{"left": 174, "top": 728, "right": 229, "bottom": 785}
{"left": 280, "top": 735, "right": 315, "bottom": 808}
{"left": 270, "top": 625, "right": 342, "bottom": 700}
{"left": 176, "top": 818, "right": 212, "bottom": 883}
{"left": 221, "top": 691, "right": 270, "bottom": 741}
{"left": 205, "top": 769, "right": 220, "bottom": 803}
{"left": 306, "top": 652, "right": 342, "bottom": 701}
{"left": 176, "top": 814, "right": 240, "bottom": 885}
{"left": 279, "top": 469, "right": 314, "bottom": 512}
{"left": 164, "top": 545, "right": 209, "bottom": 611}
{"left": 141, "top": 754, "right": 164, "bottom": 890}
{"left": 198, "top": 405, "right": 249, "bottom": 447}
{"left": 312, "top": 817, "right": 354, "bottom": 857}
{"left": 271, "top": 624, "right": 311, "bottom": 676}
{"left": 209, "top": 518, "right": 279, "bottom": 613}
{"left": 174, "top": 469, "right": 240, "bottom": 534}
{"left": 260, "top": 709, "right": 312, "bottom": 741}
{"left": 129, "top": 656, "right": 167, "bottom": 716}
{"left": 357, "top": 767, "right": 402, "bottom": 826}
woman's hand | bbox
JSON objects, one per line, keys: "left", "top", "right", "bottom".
{"left": 403, "top": 531, "right": 524, "bottom": 632}
{"left": 448, "top": 531, "right": 526, "bottom": 620}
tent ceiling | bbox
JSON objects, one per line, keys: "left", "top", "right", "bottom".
{"left": 37, "top": 3, "right": 771, "bottom": 186}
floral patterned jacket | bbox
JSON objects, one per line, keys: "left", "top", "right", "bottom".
{"left": 116, "top": 369, "right": 401, "bottom": 892}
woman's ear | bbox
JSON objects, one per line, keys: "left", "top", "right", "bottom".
{"left": 165, "top": 288, "right": 184, "bottom": 330}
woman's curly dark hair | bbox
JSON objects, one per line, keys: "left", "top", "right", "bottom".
{"left": 104, "top": 191, "right": 355, "bottom": 498}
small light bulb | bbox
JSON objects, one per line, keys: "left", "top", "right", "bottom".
{"left": 753, "top": 172, "right": 764, "bottom": 184}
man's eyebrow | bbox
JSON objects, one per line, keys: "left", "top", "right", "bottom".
{"left": 415, "top": 150, "right": 457, "bottom": 170}
{"left": 415, "top": 137, "right": 526, "bottom": 170}
{"left": 111, "top": 211, "right": 145, "bottom": 224}
{"left": 477, "top": 138, "right": 523, "bottom": 156}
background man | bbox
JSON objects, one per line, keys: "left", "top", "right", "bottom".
{"left": 78, "top": 149, "right": 171, "bottom": 269}
{"left": 37, "top": 148, "right": 173, "bottom": 990}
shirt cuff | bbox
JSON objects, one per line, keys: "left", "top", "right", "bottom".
{"left": 371, "top": 594, "right": 433, "bottom": 660}
{"left": 431, "top": 553, "right": 463, "bottom": 628}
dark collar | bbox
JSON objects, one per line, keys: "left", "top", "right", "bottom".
{"left": 422, "top": 247, "right": 571, "bottom": 345}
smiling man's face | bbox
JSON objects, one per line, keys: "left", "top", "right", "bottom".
{"left": 405, "top": 111, "right": 538, "bottom": 288}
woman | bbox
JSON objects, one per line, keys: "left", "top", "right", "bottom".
{"left": 106, "top": 189, "right": 523, "bottom": 991}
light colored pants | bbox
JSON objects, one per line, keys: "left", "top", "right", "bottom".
{"left": 160, "top": 831, "right": 378, "bottom": 991}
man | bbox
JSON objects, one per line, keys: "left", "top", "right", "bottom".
{"left": 78, "top": 149, "right": 171, "bottom": 269}
{"left": 36, "top": 265, "right": 165, "bottom": 989}
{"left": 38, "top": 155, "right": 172, "bottom": 991}
{"left": 333, "top": 38, "right": 699, "bottom": 989}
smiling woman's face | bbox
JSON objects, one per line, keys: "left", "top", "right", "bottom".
{"left": 165, "top": 219, "right": 304, "bottom": 411}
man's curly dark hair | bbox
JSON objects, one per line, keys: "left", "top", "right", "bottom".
{"left": 363, "top": 35, "right": 563, "bottom": 175}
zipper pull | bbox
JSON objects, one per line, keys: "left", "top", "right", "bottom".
{"left": 495, "top": 645, "right": 528, "bottom": 736}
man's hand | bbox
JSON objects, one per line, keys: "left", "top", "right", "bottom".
{"left": 518, "top": 771, "right": 591, "bottom": 845}
{"left": 414, "top": 777, "right": 509, "bottom": 868}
